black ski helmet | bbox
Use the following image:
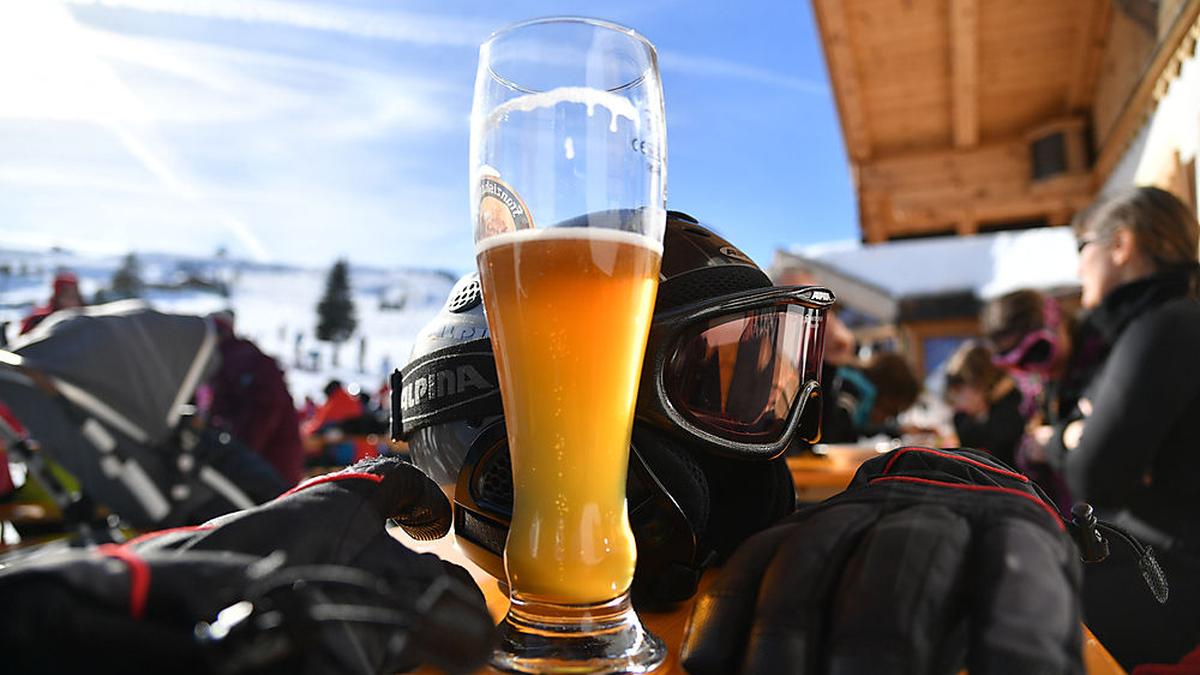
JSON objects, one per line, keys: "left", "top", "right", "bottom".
{"left": 393, "top": 211, "right": 833, "bottom": 602}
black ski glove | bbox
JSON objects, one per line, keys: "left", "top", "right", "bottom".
{"left": 0, "top": 456, "right": 493, "bottom": 675}
{"left": 681, "top": 446, "right": 1084, "bottom": 675}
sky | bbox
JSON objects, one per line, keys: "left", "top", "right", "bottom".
{"left": 0, "top": 0, "right": 858, "bottom": 274}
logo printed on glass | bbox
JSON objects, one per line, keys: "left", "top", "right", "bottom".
{"left": 478, "top": 176, "right": 533, "bottom": 238}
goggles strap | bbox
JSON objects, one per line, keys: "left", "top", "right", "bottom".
{"left": 390, "top": 338, "right": 503, "bottom": 441}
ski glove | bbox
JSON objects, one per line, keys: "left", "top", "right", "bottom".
{"left": 681, "top": 446, "right": 1084, "bottom": 675}
{"left": 0, "top": 456, "right": 493, "bottom": 675}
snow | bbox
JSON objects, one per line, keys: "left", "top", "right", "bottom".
{"left": 789, "top": 227, "right": 1082, "bottom": 300}
{"left": 0, "top": 247, "right": 455, "bottom": 404}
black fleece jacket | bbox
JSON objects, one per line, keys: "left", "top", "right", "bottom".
{"left": 1047, "top": 265, "right": 1200, "bottom": 544}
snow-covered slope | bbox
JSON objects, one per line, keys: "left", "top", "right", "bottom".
{"left": 0, "top": 247, "right": 456, "bottom": 403}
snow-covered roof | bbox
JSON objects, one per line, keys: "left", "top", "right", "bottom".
{"left": 773, "top": 227, "right": 1081, "bottom": 322}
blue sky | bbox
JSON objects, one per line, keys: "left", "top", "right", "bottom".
{"left": 0, "top": 0, "right": 857, "bottom": 273}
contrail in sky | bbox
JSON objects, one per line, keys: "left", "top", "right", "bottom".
{"left": 1, "top": 1, "right": 272, "bottom": 261}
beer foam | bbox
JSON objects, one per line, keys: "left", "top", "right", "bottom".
{"left": 488, "top": 86, "right": 639, "bottom": 134}
{"left": 475, "top": 225, "right": 663, "bottom": 256}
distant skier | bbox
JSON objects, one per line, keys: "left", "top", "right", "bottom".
{"left": 293, "top": 331, "right": 304, "bottom": 368}
{"left": 19, "top": 271, "right": 84, "bottom": 336}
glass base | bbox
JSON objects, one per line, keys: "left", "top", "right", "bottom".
{"left": 491, "top": 592, "right": 666, "bottom": 674}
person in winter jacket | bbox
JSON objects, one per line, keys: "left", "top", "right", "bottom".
{"left": 207, "top": 314, "right": 304, "bottom": 485}
{"left": 821, "top": 350, "right": 922, "bottom": 443}
{"left": 1040, "top": 186, "right": 1200, "bottom": 668}
{"left": 301, "top": 380, "right": 377, "bottom": 465}
{"left": 943, "top": 341, "right": 1025, "bottom": 469}
{"left": 19, "top": 271, "right": 84, "bottom": 336}
{"left": 981, "top": 290, "right": 1079, "bottom": 419}
{"left": 980, "top": 289, "right": 1094, "bottom": 512}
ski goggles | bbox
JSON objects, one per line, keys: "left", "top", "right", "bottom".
{"left": 992, "top": 328, "right": 1061, "bottom": 373}
{"left": 637, "top": 285, "right": 835, "bottom": 460}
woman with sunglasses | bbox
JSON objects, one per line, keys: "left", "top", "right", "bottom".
{"left": 1043, "top": 186, "right": 1200, "bottom": 669}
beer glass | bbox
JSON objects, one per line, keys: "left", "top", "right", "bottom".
{"left": 469, "top": 17, "right": 667, "bottom": 673}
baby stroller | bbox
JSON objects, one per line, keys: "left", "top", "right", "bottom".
{"left": 0, "top": 301, "right": 286, "bottom": 544}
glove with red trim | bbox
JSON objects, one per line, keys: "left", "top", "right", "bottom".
{"left": 0, "top": 456, "right": 492, "bottom": 675}
{"left": 681, "top": 446, "right": 1084, "bottom": 675}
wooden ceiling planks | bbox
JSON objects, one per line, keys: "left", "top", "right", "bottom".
{"left": 977, "top": 0, "right": 1078, "bottom": 140}
{"left": 851, "top": 0, "right": 952, "bottom": 155}
{"left": 1066, "top": 0, "right": 1114, "bottom": 112}
{"left": 813, "top": 0, "right": 873, "bottom": 160}
{"left": 814, "top": 0, "right": 1112, "bottom": 241}
{"left": 950, "top": 0, "right": 979, "bottom": 148}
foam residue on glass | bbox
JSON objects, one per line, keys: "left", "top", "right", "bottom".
{"left": 487, "top": 86, "right": 639, "bottom": 133}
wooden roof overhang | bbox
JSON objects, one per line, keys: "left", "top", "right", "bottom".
{"left": 812, "top": 0, "right": 1200, "bottom": 242}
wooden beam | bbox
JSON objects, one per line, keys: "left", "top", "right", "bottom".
{"left": 886, "top": 185, "right": 1094, "bottom": 234}
{"left": 857, "top": 138, "right": 1096, "bottom": 236}
{"left": 950, "top": 0, "right": 979, "bottom": 148}
{"left": 860, "top": 140, "right": 1031, "bottom": 191}
{"left": 1094, "top": 1, "right": 1200, "bottom": 185}
{"left": 812, "top": 0, "right": 872, "bottom": 161}
{"left": 1066, "top": 0, "right": 1113, "bottom": 111}
{"left": 859, "top": 190, "right": 894, "bottom": 243}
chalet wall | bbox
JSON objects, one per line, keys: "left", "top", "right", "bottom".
{"left": 1100, "top": 50, "right": 1200, "bottom": 215}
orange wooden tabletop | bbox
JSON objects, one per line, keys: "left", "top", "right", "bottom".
{"left": 788, "top": 444, "right": 883, "bottom": 502}
{"left": 395, "top": 528, "right": 708, "bottom": 675}
{"left": 393, "top": 526, "right": 1124, "bottom": 675}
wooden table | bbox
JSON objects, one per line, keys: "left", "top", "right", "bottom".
{"left": 788, "top": 444, "right": 884, "bottom": 503}
{"left": 395, "top": 528, "right": 1125, "bottom": 675}
{"left": 396, "top": 530, "right": 713, "bottom": 674}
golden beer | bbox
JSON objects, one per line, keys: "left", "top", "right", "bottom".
{"left": 476, "top": 226, "right": 661, "bottom": 604}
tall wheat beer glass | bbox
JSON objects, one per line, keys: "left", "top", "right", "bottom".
{"left": 470, "top": 17, "right": 667, "bottom": 673}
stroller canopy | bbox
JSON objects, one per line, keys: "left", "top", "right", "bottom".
{"left": 7, "top": 301, "right": 216, "bottom": 446}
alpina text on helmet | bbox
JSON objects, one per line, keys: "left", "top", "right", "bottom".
{"left": 401, "top": 365, "right": 492, "bottom": 411}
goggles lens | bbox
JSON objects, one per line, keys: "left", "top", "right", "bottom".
{"left": 664, "top": 304, "right": 825, "bottom": 441}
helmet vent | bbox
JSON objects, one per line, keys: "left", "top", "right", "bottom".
{"left": 475, "top": 447, "right": 514, "bottom": 513}
{"left": 447, "top": 277, "right": 483, "bottom": 313}
{"left": 655, "top": 267, "right": 771, "bottom": 312}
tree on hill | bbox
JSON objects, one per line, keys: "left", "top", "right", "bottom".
{"left": 111, "top": 252, "right": 145, "bottom": 298}
{"left": 316, "top": 259, "right": 358, "bottom": 367}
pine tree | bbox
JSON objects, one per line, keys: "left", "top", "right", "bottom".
{"left": 111, "top": 252, "right": 144, "bottom": 298}
{"left": 316, "top": 259, "right": 357, "bottom": 367}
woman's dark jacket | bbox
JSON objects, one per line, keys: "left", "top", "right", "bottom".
{"left": 1048, "top": 266, "right": 1200, "bottom": 545}
{"left": 1046, "top": 265, "right": 1200, "bottom": 668}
